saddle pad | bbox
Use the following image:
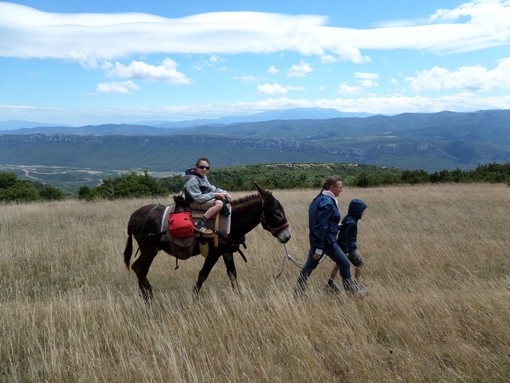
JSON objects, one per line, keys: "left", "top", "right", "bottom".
{"left": 160, "top": 204, "right": 231, "bottom": 246}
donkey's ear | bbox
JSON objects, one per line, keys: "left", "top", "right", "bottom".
{"left": 254, "top": 181, "right": 273, "bottom": 199}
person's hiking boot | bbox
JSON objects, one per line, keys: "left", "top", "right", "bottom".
{"left": 325, "top": 279, "right": 342, "bottom": 293}
{"left": 342, "top": 278, "right": 368, "bottom": 298}
{"left": 356, "top": 283, "right": 369, "bottom": 297}
{"left": 293, "top": 278, "right": 307, "bottom": 298}
{"left": 194, "top": 218, "right": 212, "bottom": 234}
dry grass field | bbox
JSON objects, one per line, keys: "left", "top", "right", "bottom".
{"left": 1, "top": 183, "right": 509, "bottom": 382}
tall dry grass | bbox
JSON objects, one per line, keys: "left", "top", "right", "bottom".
{"left": 1, "top": 184, "right": 509, "bottom": 382}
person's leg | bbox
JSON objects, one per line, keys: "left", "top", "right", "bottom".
{"left": 329, "top": 265, "right": 339, "bottom": 280}
{"left": 203, "top": 200, "right": 223, "bottom": 220}
{"left": 295, "top": 247, "right": 320, "bottom": 294}
{"left": 324, "top": 243, "right": 367, "bottom": 295}
{"left": 193, "top": 199, "right": 221, "bottom": 234}
{"left": 325, "top": 243, "right": 351, "bottom": 281}
{"left": 325, "top": 264, "right": 341, "bottom": 292}
{"left": 354, "top": 264, "right": 364, "bottom": 283}
{"left": 348, "top": 250, "right": 364, "bottom": 284}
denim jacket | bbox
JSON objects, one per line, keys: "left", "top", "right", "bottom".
{"left": 308, "top": 193, "right": 341, "bottom": 252}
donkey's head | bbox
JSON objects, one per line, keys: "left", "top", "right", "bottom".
{"left": 255, "top": 182, "right": 291, "bottom": 244}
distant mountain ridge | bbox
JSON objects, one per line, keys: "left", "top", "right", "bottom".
{"left": 0, "top": 109, "right": 509, "bottom": 172}
{"left": 0, "top": 107, "right": 369, "bottom": 132}
{"left": 0, "top": 120, "right": 65, "bottom": 131}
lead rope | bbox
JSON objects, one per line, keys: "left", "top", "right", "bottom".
{"left": 275, "top": 243, "right": 326, "bottom": 279}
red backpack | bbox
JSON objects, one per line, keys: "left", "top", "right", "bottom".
{"left": 169, "top": 212, "right": 194, "bottom": 238}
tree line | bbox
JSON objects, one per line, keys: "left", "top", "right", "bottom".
{"left": 0, "top": 171, "right": 66, "bottom": 202}
{"left": 1, "top": 162, "right": 508, "bottom": 203}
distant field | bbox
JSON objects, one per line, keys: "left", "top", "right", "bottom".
{"left": 0, "top": 165, "right": 182, "bottom": 193}
{"left": 1, "top": 184, "right": 509, "bottom": 382}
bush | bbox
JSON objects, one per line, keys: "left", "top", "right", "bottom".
{"left": 0, "top": 171, "right": 66, "bottom": 202}
{"left": 86, "top": 170, "right": 168, "bottom": 200}
{"left": 39, "top": 185, "right": 66, "bottom": 201}
{"left": 401, "top": 169, "right": 430, "bottom": 184}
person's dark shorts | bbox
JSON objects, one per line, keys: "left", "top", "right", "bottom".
{"left": 347, "top": 250, "right": 364, "bottom": 266}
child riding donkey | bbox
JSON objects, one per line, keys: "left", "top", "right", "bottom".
{"left": 183, "top": 157, "right": 233, "bottom": 234}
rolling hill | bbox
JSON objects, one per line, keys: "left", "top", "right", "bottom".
{"left": 0, "top": 109, "right": 509, "bottom": 175}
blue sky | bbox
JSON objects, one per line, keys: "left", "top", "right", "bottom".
{"left": 1, "top": 0, "right": 510, "bottom": 126}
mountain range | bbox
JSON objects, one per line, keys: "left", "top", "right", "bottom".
{"left": 0, "top": 108, "right": 368, "bottom": 132}
{"left": 0, "top": 108, "right": 509, "bottom": 174}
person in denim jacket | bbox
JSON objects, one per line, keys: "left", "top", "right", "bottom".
{"left": 295, "top": 176, "right": 360, "bottom": 296}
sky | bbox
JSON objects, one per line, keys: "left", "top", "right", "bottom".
{"left": 1, "top": 0, "right": 510, "bottom": 126}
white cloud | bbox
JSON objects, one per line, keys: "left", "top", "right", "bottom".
{"left": 233, "top": 75, "right": 256, "bottom": 82}
{"left": 338, "top": 84, "right": 364, "bottom": 95}
{"left": 192, "top": 55, "right": 226, "bottom": 71}
{"left": 287, "top": 61, "right": 313, "bottom": 77}
{"left": 406, "top": 57, "right": 510, "bottom": 92}
{"left": 3, "top": 1, "right": 509, "bottom": 63}
{"left": 4, "top": 92, "right": 510, "bottom": 125}
{"left": 96, "top": 80, "right": 140, "bottom": 94}
{"left": 106, "top": 58, "right": 191, "bottom": 84}
{"left": 429, "top": 0, "right": 510, "bottom": 42}
{"left": 326, "top": 44, "right": 370, "bottom": 64}
{"left": 338, "top": 72, "right": 380, "bottom": 94}
{"left": 361, "top": 79, "right": 379, "bottom": 88}
{"left": 268, "top": 65, "right": 280, "bottom": 74}
{"left": 257, "top": 83, "right": 304, "bottom": 95}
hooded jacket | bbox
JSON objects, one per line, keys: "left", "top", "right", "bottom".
{"left": 337, "top": 198, "right": 368, "bottom": 253}
{"left": 183, "top": 168, "right": 227, "bottom": 204}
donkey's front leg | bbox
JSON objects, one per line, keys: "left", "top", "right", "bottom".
{"left": 222, "top": 252, "right": 239, "bottom": 291}
{"left": 193, "top": 252, "right": 221, "bottom": 297}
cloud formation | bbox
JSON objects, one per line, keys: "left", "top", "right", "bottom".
{"left": 257, "top": 83, "right": 304, "bottom": 95}
{"left": 4, "top": 92, "right": 510, "bottom": 125}
{"left": 406, "top": 57, "right": 510, "bottom": 92}
{"left": 2, "top": 1, "right": 510, "bottom": 125}
{"left": 106, "top": 58, "right": 191, "bottom": 84}
{"left": 1, "top": 1, "right": 509, "bottom": 65}
{"left": 96, "top": 80, "right": 140, "bottom": 94}
{"left": 287, "top": 61, "right": 313, "bottom": 77}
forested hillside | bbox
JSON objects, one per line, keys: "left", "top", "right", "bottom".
{"left": 1, "top": 110, "right": 509, "bottom": 172}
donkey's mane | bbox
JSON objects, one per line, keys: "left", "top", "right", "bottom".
{"left": 231, "top": 193, "right": 262, "bottom": 209}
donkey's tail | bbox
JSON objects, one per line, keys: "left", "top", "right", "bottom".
{"left": 124, "top": 234, "right": 133, "bottom": 269}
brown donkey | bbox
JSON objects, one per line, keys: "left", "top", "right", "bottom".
{"left": 123, "top": 183, "right": 291, "bottom": 301}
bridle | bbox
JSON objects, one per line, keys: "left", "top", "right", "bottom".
{"left": 259, "top": 198, "right": 290, "bottom": 236}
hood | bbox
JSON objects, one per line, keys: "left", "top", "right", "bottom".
{"left": 347, "top": 198, "right": 368, "bottom": 219}
{"left": 183, "top": 168, "right": 203, "bottom": 182}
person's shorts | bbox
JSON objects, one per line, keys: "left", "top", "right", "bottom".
{"left": 190, "top": 199, "right": 216, "bottom": 211}
{"left": 347, "top": 250, "right": 364, "bottom": 267}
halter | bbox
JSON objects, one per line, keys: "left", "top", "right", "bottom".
{"left": 259, "top": 198, "right": 290, "bottom": 236}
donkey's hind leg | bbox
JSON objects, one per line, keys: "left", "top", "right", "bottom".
{"left": 222, "top": 252, "right": 239, "bottom": 291}
{"left": 131, "top": 246, "right": 158, "bottom": 302}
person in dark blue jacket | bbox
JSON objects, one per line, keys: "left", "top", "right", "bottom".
{"left": 295, "top": 176, "right": 360, "bottom": 295}
{"left": 326, "top": 198, "right": 368, "bottom": 293}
